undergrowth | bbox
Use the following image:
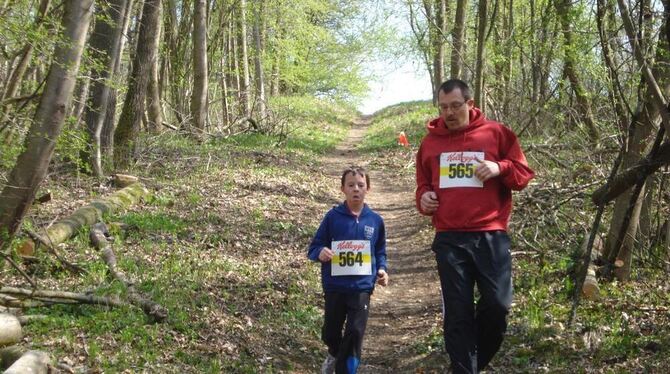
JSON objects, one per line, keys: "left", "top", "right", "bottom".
{"left": 2, "top": 97, "right": 669, "bottom": 373}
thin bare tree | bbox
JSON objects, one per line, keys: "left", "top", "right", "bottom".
{"left": 0, "top": 0, "right": 94, "bottom": 248}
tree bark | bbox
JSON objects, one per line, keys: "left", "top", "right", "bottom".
{"left": 191, "top": 0, "right": 208, "bottom": 131}
{"left": 253, "top": 0, "right": 267, "bottom": 122}
{"left": 114, "top": 0, "right": 162, "bottom": 169}
{"left": 146, "top": 0, "right": 164, "bottom": 133}
{"left": 83, "top": 0, "right": 129, "bottom": 177}
{"left": 450, "top": 0, "right": 467, "bottom": 79}
{"left": 555, "top": 0, "right": 599, "bottom": 145}
{"left": 474, "top": 0, "right": 488, "bottom": 108}
{"left": 101, "top": 0, "right": 135, "bottom": 162}
{"left": 592, "top": 141, "right": 670, "bottom": 205}
{"left": 0, "top": 0, "right": 94, "bottom": 249}
{"left": 602, "top": 6, "right": 670, "bottom": 280}
{"left": 237, "top": 0, "right": 251, "bottom": 117}
{"left": 617, "top": 0, "right": 670, "bottom": 135}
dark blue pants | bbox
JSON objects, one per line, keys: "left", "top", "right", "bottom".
{"left": 432, "top": 231, "right": 513, "bottom": 373}
{"left": 322, "top": 292, "right": 370, "bottom": 374}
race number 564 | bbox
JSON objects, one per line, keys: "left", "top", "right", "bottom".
{"left": 331, "top": 240, "right": 372, "bottom": 276}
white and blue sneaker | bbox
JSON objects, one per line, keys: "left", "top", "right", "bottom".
{"left": 321, "top": 353, "right": 336, "bottom": 374}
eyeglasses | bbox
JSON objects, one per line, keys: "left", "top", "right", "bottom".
{"left": 439, "top": 102, "right": 466, "bottom": 112}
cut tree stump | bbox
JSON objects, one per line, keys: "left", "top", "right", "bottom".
{"left": 0, "top": 314, "right": 22, "bottom": 347}
{"left": 20, "top": 182, "right": 150, "bottom": 256}
{"left": 3, "top": 350, "right": 50, "bottom": 374}
{"left": 112, "top": 174, "right": 139, "bottom": 188}
{"left": 581, "top": 235, "right": 603, "bottom": 300}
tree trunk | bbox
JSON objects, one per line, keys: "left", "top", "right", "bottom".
{"left": 253, "top": 0, "right": 267, "bottom": 123}
{"left": 555, "top": 0, "right": 599, "bottom": 145}
{"left": 605, "top": 3, "right": 670, "bottom": 281}
{"left": 146, "top": 0, "right": 164, "bottom": 133}
{"left": 474, "top": 0, "right": 488, "bottom": 109}
{"left": 424, "top": 0, "right": 446, "bottom": 104}
{"left": 237, "top": 0, "right": 251, "bottom": 117}
{"left": 68, "top": 77, "right": 90, "bottom": 126}
{"left": 83, "top": 0, "right": 129, "bottom": 177}
{"left": 101, "top": 0, "right": 135, "bottom": 163}
{"left": 191, "top": 0, "right": 208, "bottom": 131}
{"left": 0, "top": 0, "right": 93, "bottom": 249}
{"left": 450, "top": 0, "right": 467, "bottom": 79}
{"left": 114, "top": 0, "right": 162, "bottom": 169}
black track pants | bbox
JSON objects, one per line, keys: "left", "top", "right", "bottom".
{"left": 432, "top": 231, "right": 513, "bottom": 374}
{"left": 322, "top": 291, "right": 370, "bottom": 374}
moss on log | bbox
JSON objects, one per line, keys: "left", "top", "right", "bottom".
{"left": 25, "top": 182, "right": 150, "bottom": 253}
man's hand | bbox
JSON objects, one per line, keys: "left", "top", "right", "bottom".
{"left": 318, "top": 247, "right": 333, "bottom": 262}
{"left": 376, "top": 269, "right": 389, "bottom": 286}
{"left": 475, "top": 157, "right": 500, "bottom": 182}
{"left": 420, "top": 191, "right": 439, "bottom": 214}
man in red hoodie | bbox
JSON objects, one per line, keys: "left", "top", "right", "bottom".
{"left": 416, "top": 79, "right": 534, "bottom": 373}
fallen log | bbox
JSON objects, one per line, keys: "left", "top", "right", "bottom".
{"left": 0, "top": 314, "right": 22, "bottom": 347}
{"left": 90, "top": 222, "right": 168, "bottom": 322}
{"left": 21, "top": 182, "right": 150, "bottom": 256}
{"left": 0, "top": 287, "right": 124, "bottom": 308}
{"left": 592, "top": 141, "right": 670, "bottom": 205}
{"left": 4, "top": 350, "right": 50, "bottom": 374}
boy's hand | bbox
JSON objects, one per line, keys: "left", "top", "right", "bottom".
{"left": 376, "top": 269, "right": 389, "bottom": 287}
{"left": 318, "top": 247, "right": 333, "bottom": 262}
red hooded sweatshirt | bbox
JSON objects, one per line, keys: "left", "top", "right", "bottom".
{"left": 415, "top": 107, "right": 534, "bottom": 232}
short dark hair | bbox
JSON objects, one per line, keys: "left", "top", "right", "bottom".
{"left": 341, "top": 166, "right": 370, "bottom": 189}
{"left": 439, "top": 79, "right": 472, "bottom": 100}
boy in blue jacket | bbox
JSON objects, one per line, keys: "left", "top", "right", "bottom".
{"left": 308, "top": 166, "right": 389, "bottom": 374}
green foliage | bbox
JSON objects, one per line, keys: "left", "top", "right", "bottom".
{"left": 54, "top": 117, "right": 90, "bottom": 173}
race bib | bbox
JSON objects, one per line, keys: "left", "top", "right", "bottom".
{"left": 439, "top": 151, "right": 484, "bottom": 188}
{"left": 331, "top": 240, "right": 372, "bottom": 276}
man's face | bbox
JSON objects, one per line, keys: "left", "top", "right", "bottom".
{"left": 438, "top": 88, "right": 474, "bottom": 131}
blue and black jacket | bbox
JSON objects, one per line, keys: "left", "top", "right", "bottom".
{"left": 308, "top": 202, "right": 387, "bottom": 293}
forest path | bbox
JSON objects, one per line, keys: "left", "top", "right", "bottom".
{"left": 321, "top": 116, "right": 447, "bottom": 372}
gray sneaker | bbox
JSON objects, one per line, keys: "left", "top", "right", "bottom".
{"left": 320, "top": 353, "right": 336, "bottom": 374}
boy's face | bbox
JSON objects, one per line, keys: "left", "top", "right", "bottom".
{"left": 341, "top": 172, "right": 368, "bottom": 207}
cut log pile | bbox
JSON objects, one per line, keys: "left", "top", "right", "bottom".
{"left": 1, "top": 178, "right": 165, "bottom": 370}
{"left": 0, "top": 313, "right": 50, "bottom": 372}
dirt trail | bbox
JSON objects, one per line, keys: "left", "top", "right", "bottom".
{"left": 322, "top": 116, "right": 447, "bottom": 373}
